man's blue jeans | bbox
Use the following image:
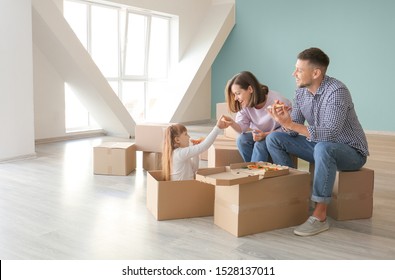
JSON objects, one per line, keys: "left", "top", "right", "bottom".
{"left": 236, "top": 132, "right": 270, "bottom": 162}
{"left": 266, "top": 132, "right": 367, "bottom": 204}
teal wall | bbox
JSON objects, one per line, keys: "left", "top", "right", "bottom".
{"left": 212, "top": 0, "right": 395, "bottom": 132}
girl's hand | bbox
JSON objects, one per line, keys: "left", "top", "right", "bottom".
{"left": 217, "top": 115, "right": 232, "bottom": 129}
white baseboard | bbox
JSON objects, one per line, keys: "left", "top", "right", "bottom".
{"left": 0, "top": 153, "right": 37, "bottom": 163}
{"left": 35, "top": 130, "right": 106, "bottom": 144}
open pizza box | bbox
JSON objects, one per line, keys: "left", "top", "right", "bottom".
{"left": 195, "top": 162, "right": 289, "bottom": 186}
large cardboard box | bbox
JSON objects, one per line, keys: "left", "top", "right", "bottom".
{"left": 196, "top": 168, "right": 310, "bottom": 237}
{"left": 93, "top": 142, "right": 136, "bottom": 175}
{"left": 147, "top": 170, "right": 215, "bottom": 220}
{"left": 142, "top": 152, "right": 162, "bottom": 171}
{"left": 327, "top": 168, "right": 374, "bottom": 221}
{"left": 208, "top": 136, "right": 243, "bottom": 167}
{"left": 199, "top": 150, "right": 208, "bottom": 161}
{"left": 135, "top": 123, "right": 173, "bottom": 153}
{"left": 208, "top": 144, "right": 243, "bottom": 167}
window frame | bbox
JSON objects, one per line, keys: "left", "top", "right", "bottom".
{"left": 64, "top": 0, "right": 172, "bottom": 123}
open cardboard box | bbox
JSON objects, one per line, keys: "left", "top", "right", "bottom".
{"left": 196, "top": 166, "right": 260, "bottom": 186}
{"left": 196, "top": 166, "right": 310, "bottom": 237}
{"left": 230, "top": 162, "right": 289, "bottom": 178}
{"left": 146, "top": 170, "right": 215, "bottom": 220}
{"left": 196, "top": 162, "right": 289, "bottom": 186}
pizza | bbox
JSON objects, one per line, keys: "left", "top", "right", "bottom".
{"left": 267, "top": 104, "right": 285, "bottom": 110}
{"left": 191, "top": 137, "right": 204, "bottom": 145}
{"left": 245, "top": 163, "right": 281, "bottom": 171}
{"left": 231, "top": 162, "right": 288, "bottom": 178}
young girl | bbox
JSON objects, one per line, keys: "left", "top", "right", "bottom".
{"left": 161, "top": 117, "right": 229, "bottom": 181}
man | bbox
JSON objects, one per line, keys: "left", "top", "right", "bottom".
{"left": 266, "top": 47, "right": 369, "bottom": 236}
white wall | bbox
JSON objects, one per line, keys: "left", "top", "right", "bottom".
{"left": 0, "top": 0, "right": 35, "bottom": 161}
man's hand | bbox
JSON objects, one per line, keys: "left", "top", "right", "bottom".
{"left": 267, "top": 101, "right": 292, "bottom": 129}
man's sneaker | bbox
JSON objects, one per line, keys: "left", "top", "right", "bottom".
{"left": 293, "top": 216, "right": 329, "bottom": 236}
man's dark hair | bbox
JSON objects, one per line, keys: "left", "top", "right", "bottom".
{"left": 298, "top": 47, "right": 330, "bottom": 71}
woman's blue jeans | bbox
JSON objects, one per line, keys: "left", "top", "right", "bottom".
{"left": 266, "top": 132, "right": 367, "bottom": 204}
{"left": 236, "top": 132, "right": 270, "bottom": 162}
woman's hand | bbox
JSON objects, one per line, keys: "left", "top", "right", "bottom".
{"left": 252, "top": 130, "right": 270, "bottom": 142}
{"left": 217, "top": 115, "right": 233, "bottom": 129}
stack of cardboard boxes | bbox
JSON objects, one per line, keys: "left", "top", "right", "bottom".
{"left": 134, "top": 123, "right": 172, "bottom": 170}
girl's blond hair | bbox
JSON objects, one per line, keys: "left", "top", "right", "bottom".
{"left": 161, "top": 124, "right": 187, "bottom": 181}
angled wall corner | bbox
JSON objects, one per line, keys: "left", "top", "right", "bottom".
{"left": 32, "top": 0, "right": 135, "bottom": 138}
{"left": 169, "top": 2, "right": 235, "bottom": 123}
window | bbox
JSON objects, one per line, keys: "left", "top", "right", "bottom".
{"left": 63, "top": 0, "right": 171, "bottom": 129}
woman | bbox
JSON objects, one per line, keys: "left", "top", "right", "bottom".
{"left": 222, "top": 71, "right": 291, "bottom": 162}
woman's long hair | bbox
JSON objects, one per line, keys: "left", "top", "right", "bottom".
{"left": 225, "top": 71, "right": 269, "bottom": 113}
{"left": 161, "top": 124, "right": 187, "bottom": 181}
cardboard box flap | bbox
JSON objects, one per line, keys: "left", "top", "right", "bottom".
{"left": 195, "top": 166, "right": 260, "bottom": 186}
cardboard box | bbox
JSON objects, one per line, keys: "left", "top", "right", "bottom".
{"left": 93, "top": 142, "right": 136, "bottom": 175}
{"left": 196, "top": 168, "right": 310, "bottom": 237}
{"left": 196, "top": 166, "right": 261, "bottom": 186}
{"left": 146, "top": 170, "right": 215, "bottom": 220}
{"left": 135, "top": 123, "right": 173, "bottom": 153}
{"left": 199, "top": 150, "right": 208, "bottom": 161}
{"left": 196, "top": 163, "right": 289, "bottom": 186}
{"left": 142, "top": 152, "right": 162, "bottom": 171}
{"left": 230, "top": 162, "right": 290, "bottom": 178}
{"left": 327, "top": 168, "right": 374, "bottom": 221}
{"left": 208, "top": 137, "right": 243, "bottom": 167}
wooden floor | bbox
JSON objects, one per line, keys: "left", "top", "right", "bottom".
{"left": 0, "top": 128, "right": 395, "bottom": 260}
